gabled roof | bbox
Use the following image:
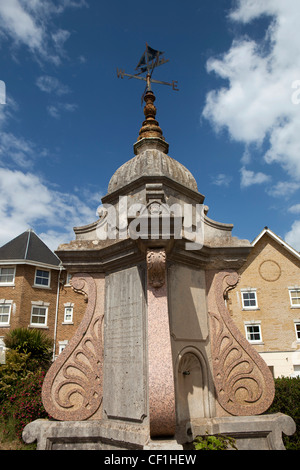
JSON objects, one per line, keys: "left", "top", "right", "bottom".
{"left": 252, "top": 227, "right": 300, "bottom": 261}
{"left": 0, "top": 229, "right": 61, "bottom": 268}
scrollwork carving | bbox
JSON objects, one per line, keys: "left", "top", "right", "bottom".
{"left": 42, "top": 273, "right": 103, "bottom": 421}
{"left": 208, "top": 271, "right": 275, "bottom": 416}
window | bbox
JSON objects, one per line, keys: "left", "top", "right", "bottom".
{"left": 64, "top": 306, "right": 73, "bottom": 323}
{"left": 30, "top": 305, "right": 48, "bottom": 326}
{"left": 0, "top": 303, "right": 11, "bottom": 326}
{"left": 294, "top": 322, "right": 300, "bottom": 341}
{"left": 0, "top": 267, "right": 15, "bottom": 285}
{"left": 241, "top": 289, "right": 258, "bottom": 309}
{"left": 59, "top": 341, "right": 68, "bottom": 354}
{"left": 34, "top": 269, "right": 50, "bottom": 288}
{"left": 245, "top": 323, "right": 262, "bottom": 343}
{"left": 289, "top": 289, "right": 300, "bottom": 307}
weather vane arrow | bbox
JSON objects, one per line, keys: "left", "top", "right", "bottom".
{"left": 117, "top": 43, "right": 179, "bottom": 101}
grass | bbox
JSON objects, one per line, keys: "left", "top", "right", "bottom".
{"left": 0, "top": 419, "right": 36, "bottom": 450}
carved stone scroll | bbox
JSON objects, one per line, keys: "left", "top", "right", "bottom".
{"left": 207, "top": 270, "right": 275, "bottom": 416}
{"left": 42, "top": 273, "right": 104, "bottom": 421}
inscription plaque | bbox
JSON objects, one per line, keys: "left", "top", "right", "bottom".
{"left": 103, "top": 266, "right": 147, "bottom": 422}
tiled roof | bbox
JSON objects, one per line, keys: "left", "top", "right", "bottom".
{"left": 0, "top": 229, "right": 61, "bottom": 267}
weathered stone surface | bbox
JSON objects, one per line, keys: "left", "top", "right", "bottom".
{"left": 103, "top": 266, "right": 147, "bottom": 423}
{"left": 107, "top": 149, "right": 198, "bottom": 195}
{"left": 181, "top": 413, "right": 296, "bottom": 450}
{"left": 168, "top": 265, "right": 208, "bottom": 341}
{"left": 23, "top": 412, "right": 295, "bottom": 450}
{"left": 22, "top": 419, "right": 149, "bottom": 450}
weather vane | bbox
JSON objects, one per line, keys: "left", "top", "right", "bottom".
{"left": 117, "top": 43, "right": 179, "bottom": 102}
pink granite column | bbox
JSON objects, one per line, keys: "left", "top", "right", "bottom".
{"left": 146, "top": 249, "right": 176, "bottom": 437}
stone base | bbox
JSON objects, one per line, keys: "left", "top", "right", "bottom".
{"left": 22, "top": 413, "right": 295, "bottom": 451}
{"left": 179, "top": 413, "right": 296, "bottom": 450}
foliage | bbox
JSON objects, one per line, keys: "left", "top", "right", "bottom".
{"left": 0, "top": 328, "right": 53, "bottom": 447}
{"left": 0, "top": 350, "right": 33, "bottom": 402}
{"left": 266, "top": 376, "right": 300, "bottom": 450}
{"left": 0, "top": 368, "right": 50, "bottom": 442}
{"left": 4, "top": 327, "right": 53, "bottom": 368}
{"left": 193, "top": 433, "right": 237, "bottom": 450}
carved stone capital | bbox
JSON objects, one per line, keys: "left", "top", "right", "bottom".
{"left": 146, "top": 249, "right": 166, "bottom": 288}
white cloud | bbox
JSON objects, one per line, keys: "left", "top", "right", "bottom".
{"left": 0, "top": 132, "right": 37, "bottom": 168}
{"left": 0, "top": 0, "right": 87, "bottom": 63}
{"left": 288, "top": 204, "right": 300, "bottom": 214}
{"left": 203, "top": 0, "right": 300, "bottom": 180}
{"left": 240, "top": 167, "right": 271, "bottom": 188}
{"left": 212, "top": 173, "right": 233, "bottom": 187}
{"left": 285, "top": 220, "right": 300, "bottom": 251}
{"left": 47, "top": 102, "right": 78, "bottom": 119}
{"left": 266, "top": 181, "right": 300, "bottom": 199}
{"left": 36, "top": 75, "right": 70, "bottom": 95}
{"left": 0, "top": 167, "right": 99, "bottom": 251}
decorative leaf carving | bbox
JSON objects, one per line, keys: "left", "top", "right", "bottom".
{"left": 42, "top": 273, "right": 103, "bottom": 421}
{"left": 147, "top": 249, "right": 166, "bottom": 288}
{"left": 208, "top": 271, "right": 275, "bottom": 416}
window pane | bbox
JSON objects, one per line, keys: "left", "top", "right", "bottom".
{"left": 242, "top": 292, "right": 257, "bottom": 308}
{"left": 64, "top": 307, "right": 73, "bottom": 322}
{"left": 35, "top": 270, "right": 50, "bottom": 286}
{"left": 0, "top": 305, "right": 10, "bottom": 324}
{"left": 291, "top": 290, "right": 300, "bottom": 305}
{"left": 0, "top": 268, "right": 14, "bottom": 283}
{"left": 31, "top": 307, "right": 47, "bottom": 325}
{"left": 296, "top": 324, "right": 300, "bottom": 340}
{"left": 246, "top": 325, "right": 261, "bottom": 342}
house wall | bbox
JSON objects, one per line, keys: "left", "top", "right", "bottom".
{"left": 228, "top": 234, "right": 300, "bottom": 377}
{"left": 55, "top": 280, "right": 87, "bottom": 357}
{"left": 0, "top": 264, "right": 59, "bottom": 343}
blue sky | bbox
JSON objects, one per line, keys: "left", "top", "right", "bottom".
{"left": 0, "top": 0, "right": 300, "bottom": 252}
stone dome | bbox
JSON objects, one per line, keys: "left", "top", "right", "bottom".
{"left": 107, "top": 149, "right": 198, "bottom": 194}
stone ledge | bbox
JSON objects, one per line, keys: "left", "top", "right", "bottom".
{"left": 180, "top": 413, "right": 296, "bottom": 450}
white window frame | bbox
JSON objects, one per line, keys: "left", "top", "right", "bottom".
{"left": 34, "top": 269, "right": 51, "bottom": 288}
{"left": 289, "top": 288, "right": 300, "bottom": 308}
{"left": 0, "top": 266, "right": 15, "bottom": 286}
{"left": 241, "top": 289, "right": 258, "bottom": 310}
{"left": 294, "top": 321, "right": 300, "bottom": 342}
{"left": 63, "top": 305, "right": 74, "bottom": 324}
{"left": 244, "top": 321, "right": 263, "bottom": 343}
{"left": 30, "top": 304, "right": 48, "bottom": 327}
{"left": 0, "top": 301, "right": 12, "bottom": 326}
{"left": 58, "top": 340, "right": 68, "bottom": 354}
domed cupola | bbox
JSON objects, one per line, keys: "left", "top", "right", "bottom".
{"left": 107, "top": 89, "right": 198, "bottom": 195}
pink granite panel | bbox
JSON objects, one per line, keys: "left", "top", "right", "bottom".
{"left": 147, "top": 250, "right": 176, "bottom": 437}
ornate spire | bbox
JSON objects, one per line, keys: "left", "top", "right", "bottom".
{"left": 134, "top": 76, "right": 169, "bottom": 155}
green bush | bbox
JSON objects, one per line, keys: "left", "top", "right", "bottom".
{"left": 0, "top": 328, "right": 53, "bottom": 446}
{"left": 0, "top": 368, "right": 50, "bottom": 441}
{"left": 0, "top": 350, "right": 32, "bottom": 402}
{"left": 4, "top": 328, "right": 53, "bottom": 368}
{"left": 266, "top": 377, "right": 300, "bottom": 450}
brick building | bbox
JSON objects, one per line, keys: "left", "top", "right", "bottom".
{"left": 228, "top": 227, "right": 300, "bottom": 378}
{"left": 0, "top": 229, "right": 86, "bottom": 360}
